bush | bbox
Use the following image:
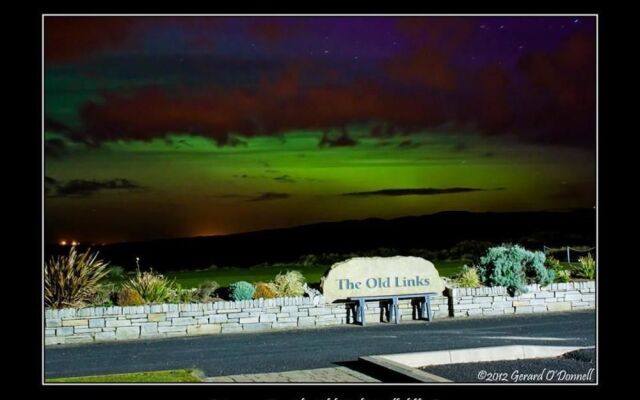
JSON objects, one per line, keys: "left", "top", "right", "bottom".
{"left": 554, "top": 269, "right": 571, "bottom": 283}
{"left": 171, "top": 284, "right": 198, "bottom": 303}
{"left": 455, "top": 265, "right": 481, "bottom": 288}
{"left": 107, "top": 265, "right": 125, "bottom": 281}
{"left": 546, "top": 256, "right": 571, "bottom": 283}
{"left": 253, "top": 282, "right": 277, "bottom": 299}
{"left": 45, "top": 246, "right": 110, "bottom": 309}
{"left": 478, "top": 244, "right": 555, "bottom": 296}
{"left": 272, "top": 270, "right": 305, "bottom": 297}
{"left": 195, "top": 281, "right": 220, "bottom": 302}
{"left": 575, "top": 253, "right": 596, "bottom": 279}
{"left": 117, "top": 287, "right": 145, "bottom": 306}
{"left": 229, "top": 281, "right": 255, "bottom": 300}
{"left": 122, "top": 269, "right": 176, "bottom": 304}
{"left": 92, "top": 283, "right": 117, "bottom": 306}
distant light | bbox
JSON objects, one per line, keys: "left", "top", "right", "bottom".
{"left": 59, "top": 240, "right": 67, "bottom": 246}
{"left": 71, "top": 241, "right": 78, "bottom": 246}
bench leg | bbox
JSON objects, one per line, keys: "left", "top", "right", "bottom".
{"left": 426, "top": 296, "right": 432, "bottom": 321}
{"left": 358, "top": 299, "right": 366, "bottom": 326}
{"left": 393, "top": 297, "right": 399, "bottom": 324}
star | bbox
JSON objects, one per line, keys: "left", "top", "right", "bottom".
{"left": 323, "top": 50, "right": 329, "bottom": 54}
{"left": 574, "top": 18, "right": 580, "bottom": 23}
{"left": 499, "top": 25, "right": 505, "bottom": 29}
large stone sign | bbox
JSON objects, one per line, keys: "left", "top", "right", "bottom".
{"left": 320, "top": 256, "right": 446, "bottom": 303}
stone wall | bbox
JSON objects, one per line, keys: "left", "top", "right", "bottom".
{"left": 449, "top": 281, "right": 596, "bottom": 317}
{"left": 44, "top": 282, "right": 594, "bottom": 346}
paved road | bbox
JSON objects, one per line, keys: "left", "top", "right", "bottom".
{"left": 45, "top": 310, "right": 595, "bottom": 379}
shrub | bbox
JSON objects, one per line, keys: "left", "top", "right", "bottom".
{"left": 478, "top": 244, "right": 555, "bottom": 296}
{"left": 117, "top": 287, "right": 145, "bottom": 306}
{"left": 171, "top": 284, "right": 198, "bottom": 303}
{"left": 546, "top": 256, "right": 571, "bottom": 283}
{"left": 107, "top": 265, "right": 125, "bottom": 281}
{"left": 554, "top": 269, "right": 571, "bottom": 283}
{"left": 121, "top": 269, "right": 176, "bottom": 304}
{"left": 195, "top": 281, "right": 220, "bottom": 302}
{"left": 253, "top": 282, "right": 277, "bottom": 299}
{"left": 229, "top": 281, "right": 255, "bottom": 300}
{"left": 575, "top": 253, "right": 596, "bottom": 279}
{"left": 271, "top": 270, "right": 305, "bottom": 297}
{"left": 455, "top": 265, "right": 481, "bottom": 288}
{"left": 45, "top": 246, "right": 110, "bottom": 309}
{"left": 92, "top": 283, "right": 117, "bottom": 306}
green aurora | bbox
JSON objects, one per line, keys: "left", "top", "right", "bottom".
{"left": 45, "top": 129, "right": 594, "bottom": 243}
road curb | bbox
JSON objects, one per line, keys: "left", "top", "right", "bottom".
{"left": 359, "top": 345, "right": 594, "bottom": 383}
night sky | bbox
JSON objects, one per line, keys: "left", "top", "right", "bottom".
{"left": 44, "top": 16, "right": 596, "bottom": 244}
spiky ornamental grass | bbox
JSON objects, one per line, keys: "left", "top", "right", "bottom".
{"left": 455, "top": 265, "right": 481, "bottom": 288}
{"left": 122, "top": 269, "right": 177, "bottom": 304}
{"left": 45, "top": 246, "right": 110, "bottom": 309}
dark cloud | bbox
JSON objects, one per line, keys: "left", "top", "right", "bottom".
{"left": 319, "top": 129, "right": 358, "bottom": 148}
{"left": 45, "top": 176, "right": 57, "bottom": 195}
{"left": 453, "top": 142, "right": 468, "bottom": 152}
{"left": 46, "top": 178, "right": 143, "bottom": 198}
{"left": 44, "top": 138, "right": 67, "bottom": 159}
{"left": 343, "top": 187, "right": 502, "bottom": 197}
{"left": 44, "top": 17, "right": 226, "bottom": 63}
{"left": 248, "top": 192, "right": 291, "bottom": 202}
{"left": 397, "top": 140, "right": 422, "bottom": 149}
{"left": 274, "top": 175, "right": 296, "bottom": 183}
{"left": 45, "top": 17, "right": 139, "bottom": 62}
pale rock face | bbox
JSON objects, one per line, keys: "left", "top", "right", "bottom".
{"left": 320, "top": 256, "right": 446, "bottom": 303}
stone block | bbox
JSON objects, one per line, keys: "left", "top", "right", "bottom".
{"left": 56, "top": 327, "right": 74, "bottom": 336}
{"left": 106, "top": 319, "right": 131, "bottom": 327}
{"left": 259, "top": 314, "right": 277, "bottom": 323}
{"left": 272, "top": 322, "right": 298, "bottom": 329}
{"left": 239, "top": 317, "right": 259, "bottom": 324}
{"left": 472, "top": 296, "right": 493, "bottom": 304}
{"left": 140, "top": 323, "right": 158, "bottom": 334}
{"left": 172, "top": 317, "right": 198, "bottom": 326}
{"left": 308, "top": 307, "right": 333, "bottom": 316}
{"left": 45, "top": 336, "right": 65, "bottom": 345}
{"left": 158, "top": 326, "right": 187, "bottom": 333}
{"left": 515, "top": 306, "right": 533, "bottom": 314}
{"left": 89, "top": 318, "right": 105, "bottom": 328}
{"left": 115, "top": 326, "right": 140, "bottom": 340}
{"left": 298, "top": 316, "right": 316, "bottom": 326}
{"left": 187, "top": 324, "right": 221, "bottom": 335}
{"left": 66, "top": 335, "right": 94, "bottom": 344}
{"left": 208, "top": 314, "right": 228, "bottom": 323}
{"left": 147, "top": 313, "right": 166, "bottom": 322}
{"left": 242, "top": 323, "right": 272, "bottom": 332}
{"left": 62, "top": 319, "right": 88, "bottom": 327}
{"left": 74, "top": 327, "right": 102, "bottom": 334}
{"left": 547, "top": 302, "right": 572, "bottom": 312}
{"left": 46, "top": 319, "right": 61, "bottom": 328}
{"left": 221, "top": 323, "right": 242, "bottom": 333}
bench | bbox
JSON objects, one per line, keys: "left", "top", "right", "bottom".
{"left": 349, "top": 293, "right": 437, "bottom": 326}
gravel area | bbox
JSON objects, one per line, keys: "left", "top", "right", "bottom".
{"left": 421, "top": 349, "right": 596, "bottom": 383}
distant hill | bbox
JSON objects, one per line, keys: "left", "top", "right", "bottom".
{"left": 45, "top": 209, "right": 595, "bottom": 271}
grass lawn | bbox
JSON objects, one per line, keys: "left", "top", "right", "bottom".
{"left": 47, "top": 369, "right": 202, "bottom": 383}
{"left": 163, "top": 259, "right": 467, "bottom": 288}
